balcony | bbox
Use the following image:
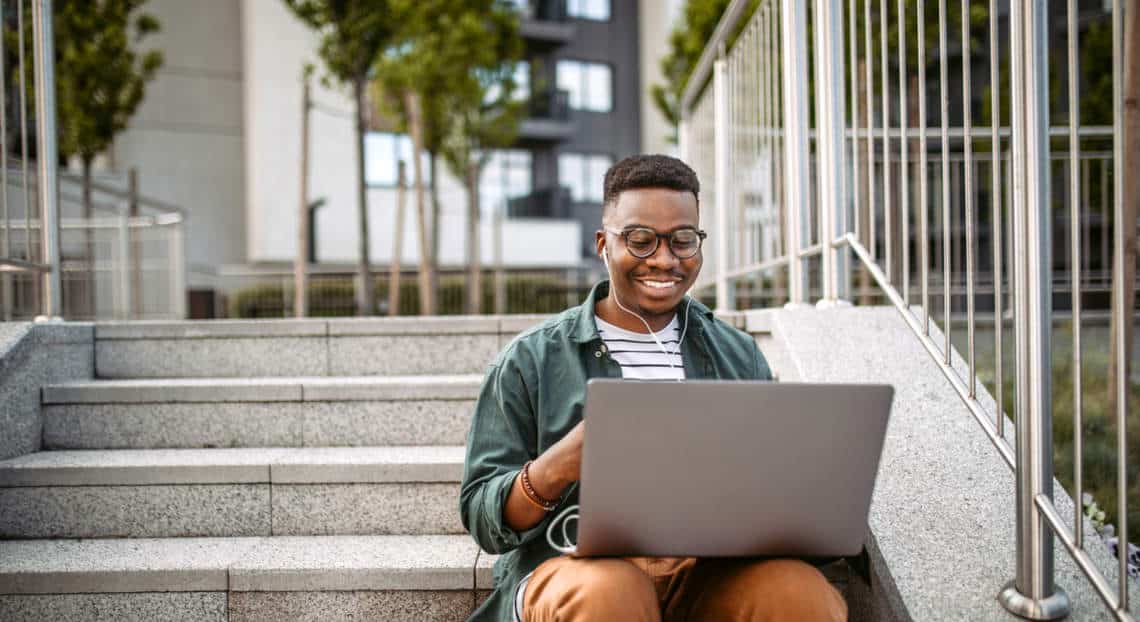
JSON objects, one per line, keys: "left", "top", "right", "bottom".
{"left": 506, "top": 186, "right": 572, "bottom": 220}
{"left": 516, "top": 0, "right": 575, "bottom": 46}
{"left": 517, "top": 89, "right": 574, "bottom": 142}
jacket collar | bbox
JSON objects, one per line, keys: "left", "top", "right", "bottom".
{"left": 568, "top": 279, "right": 714, "bottom": 344}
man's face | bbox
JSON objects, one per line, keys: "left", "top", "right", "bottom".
{"left": 595, "top": 187, "right": 702, "bottom": 317}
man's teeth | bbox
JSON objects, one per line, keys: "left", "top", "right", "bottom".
{"left": 641, "top": 280, "right": 676, "bottom": 289}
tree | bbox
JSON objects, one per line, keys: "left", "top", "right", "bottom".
{"left": 372, "top": 0, "right": 519, "bottom": 315}
{"left": 282, "top": 0, "right": 403, "bottom": 316}
{"left": 432, "top": 4, "right": 524, "bottom": 314}
{"left": 651, "top": 0, "right": 756, "bottom": 144}
{"left": 49, "top": 0, "right": 162, "bottom": 316}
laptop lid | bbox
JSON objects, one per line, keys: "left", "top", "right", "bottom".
{"left": 575, "top": 379, "right": 893, "bottom": 558}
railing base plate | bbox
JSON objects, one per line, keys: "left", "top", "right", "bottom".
{"left": 998, "top": 581, "right": 1071, "bottom": 620}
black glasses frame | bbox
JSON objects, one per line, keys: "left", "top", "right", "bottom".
{"left": 603, "top": 226, "right": 708, "bottom": 259}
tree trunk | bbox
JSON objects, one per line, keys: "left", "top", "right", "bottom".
{"left": 389, "top": 160, "right": 407, "bottom": 316}
{"left": 405, "top": 90, "right": 433, "bottom": 316}
{"left": 465, "top": 162, "right": 481, "bottom": 315}
{"left": 353, "top": 79, "right": 375, "bottom": 316}
{"left": 82, "top": 157, "right": 95, "bottom": 318}
{"left": 295, "top": 77, "right": 311, "bottom": 318}
{"left": 428, "top": 153, "right": 441, "bottom": 315}
{"left": 1108, "top": 6, "right": 1139, "bottom": 417}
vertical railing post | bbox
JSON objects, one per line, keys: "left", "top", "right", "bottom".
{"left": 31, "top": 0, "right": 60, "bottom": 319}
{"left": 713, "top": 49, "right": 733, "bottom": 311}
{"left": 812, "top": 0, "right": 848, "bottom": 305}
{"left": 170, "top": 219, "right": 186, "bottom": 319}
{"left": 780, "top": 0, "right": 810, "bottom": 306}
{"left": 999, "top": 2, "right": 1070, "bottom": 618}
{"left": 117, "top": 208, "right": 131, "bottom": 320}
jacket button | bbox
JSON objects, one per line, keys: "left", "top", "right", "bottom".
{"left": 594, "top": 350, "right": 602, "bottom": 358}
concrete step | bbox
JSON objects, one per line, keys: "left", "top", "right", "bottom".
{"left": 0, "top": 535, "right": 494, "bottom": 621}
{"left": 0, "top": 447, "right": 466, "bottom": 539}
{"left": 42, "top": 376, "right": 481, "bottom": 449}
{"left": 94, "top": 316, "right": 545, "bottom": 378}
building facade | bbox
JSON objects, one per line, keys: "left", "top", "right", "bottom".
{"left": 105, "top": 0, "right": 679, "bottom": 313}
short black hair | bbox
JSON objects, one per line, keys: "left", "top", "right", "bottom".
{"left": 602, "top": 154, "right": 700, "bottom": 209}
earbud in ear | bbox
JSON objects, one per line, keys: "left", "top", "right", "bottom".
{"left": 602, "top": 250, "right": 610, "bottom": 270}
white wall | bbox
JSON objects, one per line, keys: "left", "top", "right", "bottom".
{"left": 639, "top": 0, "right": 684, "bottom": 156}
{"left": 110, "top": 0, "right": 246, "bottom": 285}
{"left": 242, "top": 0, "right": 581, "bottom": 269}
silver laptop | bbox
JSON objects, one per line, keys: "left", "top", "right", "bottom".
{"left": 575, "top": 379, "right": 893, "bottom": 558}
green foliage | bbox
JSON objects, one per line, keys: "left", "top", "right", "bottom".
{"left": 46, "top": 0, "right": 163, "bottom": 165}
{"left": 652, "top": 0, "right": 980, "bottom": 144}
{"left": 651, "top": 0, "right": 758, "bottom": 142}
{"left": 228, "top": 274, "right": 591, "bottom": 317}
{"left": 966, "top": 321, "right": 1140, "bottom": 546}
{"left": 281, "top": 0, "right": 402, "bottom": 89}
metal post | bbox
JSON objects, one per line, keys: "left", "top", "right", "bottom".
{"left": 713, "top": 52, "right": 733, "bottom": 311}
{"left": 117, "top": 208, "right": 130, "bottom": 320}
{"left": 998, "top": 2, "right": 1070, "bottom": 617}
{"left": 812, "top": 0, "right": 848, "bottom": 306}
{"left": 780, "top": 0, "right": 810, "bottom": 306}
{"left": 169, "top": 218, "right": 186, "bottom": 319}
{"left": 31, "top": 0, "right": 60, "bottom": 319}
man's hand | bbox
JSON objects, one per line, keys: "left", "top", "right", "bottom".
{"left": 530, "top": 420, "right": 584, "bottom": 499}
{"left": 502, "top": 420, "right": 584, "bottom": 532}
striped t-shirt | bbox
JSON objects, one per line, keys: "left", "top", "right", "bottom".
{"left": 595, "top": 314, "right": 685, "bottom": 380}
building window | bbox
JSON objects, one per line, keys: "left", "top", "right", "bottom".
{"left": 556, "top": 60, "right": 612, "bottom": 112}
{"left": 480, "top": 150, "right": 532, "bottom": 216}
{"left": 567, "top": 0, "right": 610, "bottom": 20}
{"left": 364, "top": 133, "right": 431, "bottom": 187}
{"left": 558, "top": 153, "right": 611, "bottom": 202}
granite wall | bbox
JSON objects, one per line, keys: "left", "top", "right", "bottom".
{"left": 0, "top": 323, "right": 94, "bottom": 460}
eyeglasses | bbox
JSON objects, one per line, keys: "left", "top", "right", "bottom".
{"left": 604, "top": 226, "right": 707, "bottom": 259}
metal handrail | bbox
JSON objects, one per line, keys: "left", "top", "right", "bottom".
{"left": 681, "top": 0, "right": 1134, "bottom": 618}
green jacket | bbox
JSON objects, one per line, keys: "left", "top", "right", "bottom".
{"left": 459, "top": 280, "right": 773, "bottom": 621}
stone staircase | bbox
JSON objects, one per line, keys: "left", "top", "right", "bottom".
{"left": 0, "top": 316, "right": 545, "bottom": 621}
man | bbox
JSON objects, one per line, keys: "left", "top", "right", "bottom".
{"left": 460, "top": 155, "right": 846, "bottom": 621}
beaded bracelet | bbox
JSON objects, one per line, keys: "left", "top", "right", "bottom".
{"left": 520, "top": 460, "right": 559, "bottom": 512}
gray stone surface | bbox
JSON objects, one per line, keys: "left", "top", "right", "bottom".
{"left": 228, "top": 590, "right": 476, "bottom": 622}
{"left": 0, "top": 446, "right": 464, "bottom": 486}
{"left": 0, "top": 592, "right": 228, "bottom": 621}
{"left": 44, "top": 377, "right": 305, "bottom": 403}
{"left": 43, "top": 402, "right": 305, "bottom": 449}
{"left": 328, "top": 316, "right": 498, "bottom": 336}
{"left": 0, "top": 537, "right": 261, "bottom": 593}
{"left": 227, "top": 535, "right": 480, "bottom": 591}
{"left": 475, "top": 551, "right": 496, "bottom": 589}
{"left": 300, "top": 375, "right": 481, "bottom": 401}
{"left": 329, "top": 335, "right": 499, "bottom": 375}
{"left": 0, "top": 484, "right": 270, "bottom": 538}
{"left": 0, "top": 363, "right": 43, "bottom": 461}
{"left": 96, "top": 337, "right": 327, "bottom": 378}
{"left": 0, "top": 448, "right": 286, "bottom": 485}
{"left": 271, "top": 483, "right": 463, "bottom": 535}
{"left": 0, "top": 322, "right": 93, "bottom": 460}
{"left": 498, "top": 315, "right": 549, "bottom": 334}
{"left": 270, "top": 446, "right": 464, "bottom": 483}
{"left": 769, "top": 306, "right": 1137, "bottom": 621}
{"left": 43, "top": 400, "right": 471, "bottom": 449}
{"left": 0, "top": 322, "right": 32, "bottom": 361}
{"left": 96, "top": 318, "right": 327, "bottom": 339}
{"left": 301, "top": 400, "right": 472, "bottom": 446}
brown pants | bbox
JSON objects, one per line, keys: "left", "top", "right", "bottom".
{"left": 522, "top": 556, "right": 847, "bottom": 622}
